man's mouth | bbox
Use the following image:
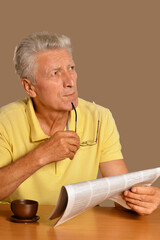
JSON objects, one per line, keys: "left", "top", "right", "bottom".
{"left": 63, "top": 92, "right": 75, "bottom": 97}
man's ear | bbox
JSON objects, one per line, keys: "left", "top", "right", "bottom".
{"left": 21, "top": 79, "right": 36, "bottom": 98}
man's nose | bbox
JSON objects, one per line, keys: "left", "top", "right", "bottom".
{"left": 63, "top": 71, "right": 74, "bottom": 88}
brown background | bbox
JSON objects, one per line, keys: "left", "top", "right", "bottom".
{"left": 0, "top": 0, "right": 159, "bottom": 204}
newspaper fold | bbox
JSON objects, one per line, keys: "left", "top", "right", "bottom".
{"left": 49, "top": 167, "right": 160, "bottom": 227}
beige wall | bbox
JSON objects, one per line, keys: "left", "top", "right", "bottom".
{"left": 0, "top": 1, "right": 159, "bottom": 204}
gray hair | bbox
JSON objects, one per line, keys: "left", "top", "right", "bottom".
{"left": 13, "top": 32, "right": 72, "bottom": 83}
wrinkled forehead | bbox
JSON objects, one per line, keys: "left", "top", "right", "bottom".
{"left": 36, "top": 48, "right": 74, "bottom": 69}
{"left": 35, "top": 48, "right": 74, "bottom": 74}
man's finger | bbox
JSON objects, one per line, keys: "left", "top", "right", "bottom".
{"left": 124, "top": 196, "right": 151, "bottom": 208}
{"left": 130, "top": 186, "right": 156, "bottom": 195}
{"left": 124, "top": 190, "right": 153, "bottom": 202}
{"left": 126, "top": 202, "right": 153, "bottom": 216}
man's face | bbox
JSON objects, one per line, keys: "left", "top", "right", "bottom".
{"left": 32, "top": 48, "right": 78, "bottom": 112}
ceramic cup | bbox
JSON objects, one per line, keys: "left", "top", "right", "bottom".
{"left": 10, "top": 199, "right": 38, "bottom": 219}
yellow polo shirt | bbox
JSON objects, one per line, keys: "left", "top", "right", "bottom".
{"left": 0, "top": 98, "right": 123, "bottom": 204}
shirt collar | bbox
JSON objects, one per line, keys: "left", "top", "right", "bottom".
{"left": 25, "top": 97, "right": 79, "bottom": 142}
{"left": 25, "top": 98, "right": 99, "bottom": 146}
{"left": 25, "top": 98, "right": 49, "bottom": 142}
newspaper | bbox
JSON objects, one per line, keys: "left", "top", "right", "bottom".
{"left": 49, "top": 167, "right": 160, "bottom": 227}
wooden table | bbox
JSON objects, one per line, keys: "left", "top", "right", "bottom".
{"left": 0, "top": 204, "right": 160, "bottom": 240}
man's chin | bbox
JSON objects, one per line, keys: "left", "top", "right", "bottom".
{"left": 60, "top": 96, "right": 78, "bottom": 111}
{"left": 71, "top": 98, "right": 78, "bottom": 109}
{"left": 66, "top": 98, "right": 78, "bottom": 111}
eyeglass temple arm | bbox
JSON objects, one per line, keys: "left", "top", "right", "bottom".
{"left": 71, "top": 102, "right": 77, "bottom": 132}
{"left": 93, "top": 101, "right": 100, "bottom": 142}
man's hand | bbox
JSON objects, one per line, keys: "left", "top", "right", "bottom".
{"left": 0, "top": 130, "right": 80, "bottom": 200}
{"left": 37, "top": 130, "right": 80, "bottom": 165}
{"left": 123, "top": 186, "right": 160, "bottom": 215}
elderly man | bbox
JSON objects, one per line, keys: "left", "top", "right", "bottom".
{"left": 0, "top": 32, "right": 159, "bottom": 215}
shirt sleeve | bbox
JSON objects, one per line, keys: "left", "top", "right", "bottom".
{"left": 100, "top": 109, "right": 123, "bottom": 163}
{"left": 0, "top": 122, "right": 12, "bottom": 168}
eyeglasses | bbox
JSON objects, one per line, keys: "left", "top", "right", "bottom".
{"left": 71, "top": 102, "right": 100, "bottom": 147}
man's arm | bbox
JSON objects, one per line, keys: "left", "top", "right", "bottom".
{"left": 99, "top": 159, "right": 128, "bottom": 177}
{"left": 0, "top": 131, "right": 80, "bottom": 200}
{"left": 100, "top": 159, "right": 160, "bottom": 215}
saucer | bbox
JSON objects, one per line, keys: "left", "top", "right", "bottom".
{"left": 9, "top": 215, "right": 40, "bottom": 223}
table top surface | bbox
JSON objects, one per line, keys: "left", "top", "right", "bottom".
{"left": 0, "top": 204, "right": 160, "bottom": 240}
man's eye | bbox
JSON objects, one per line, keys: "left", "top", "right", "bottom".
{"left": 52, "top": 71, "right": 57, "bottom": 76}
{"left": 70, "top": 66, "right": 75, "bottom": 70}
